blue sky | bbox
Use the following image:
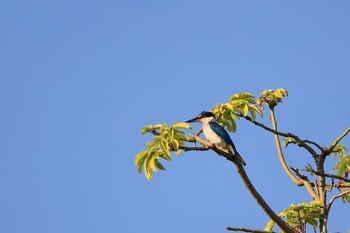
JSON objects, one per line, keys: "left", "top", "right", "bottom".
{"left": 1, "top": 1, "right": 350, "bottom": 233}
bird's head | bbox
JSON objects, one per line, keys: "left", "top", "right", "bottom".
{"left": 186, "top": 111, "right": 216, "bottom": 123}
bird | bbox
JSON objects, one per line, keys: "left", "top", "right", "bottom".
{"left": 186, "top": 111, "right": 246, "bottom": 166}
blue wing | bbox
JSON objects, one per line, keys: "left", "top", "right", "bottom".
{"left": 209, "top": 121, "right": 246, "bottom": 166}
{"left": 209, "top": 121, "right": 236, "bottom": 149}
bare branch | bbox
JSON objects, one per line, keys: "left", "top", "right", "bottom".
{"left": 306, "top": 165, "right": 350, "bottom": 183}
{"left": 327, "top": 127, "right": 350, "bottom": 155}
{"left": 179, "top": 146, "right": 210, "bottom": 152}
{"left": 328, "top": 189, "right": 350, "bottom": 211}
{"left": 290, "top": 166, "right": 320, "bottom": 201}
{"left": 238, "top": 114, "right": 290, "bottom": 137}
{"left": 269, "top": 110, "right": 305, "bottom": 187}
{"left": 239, "top": 114, "right": 320, "bottom": 158}
{"left": 234, "top": 162, "right": 294, "bottom": 233}
{"left": 302, "top": 139, "right": 323, "bottom": 151}
{"left": 283, "top": 132, "right": 319, "bottom": 159}
{"left": 226, "top": 227, "right": 277, "bottom": 233}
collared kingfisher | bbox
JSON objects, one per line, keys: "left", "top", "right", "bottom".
{"left": 186, "top": 111, "right": 246, "bottom": 166}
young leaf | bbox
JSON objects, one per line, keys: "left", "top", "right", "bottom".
{"left": 155, "top": 160, "right": 166, "bottom": 171}
{"left": 283, "top": 137, "right": 296, "bottom": 148}
{"left": 144, "top": 155, "right": 153, "bottom": 180}
{"left": 141, "top": 125, "right": 153, "bottom": 134}
{"left": 171, "top": 122, "right": 192, "bottom": 130}
{"left": 159, "top": 140, "right": 171, "bottom": 161}
{"left": 134, "top": 150, "right": 148, "bottom": 174}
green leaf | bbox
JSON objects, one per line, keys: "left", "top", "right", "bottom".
{"left": 276, "top": 88, "right": 288, "bottom": 98}
{"left": 160, "top": 124, "right": 168, "bottom": 134}
{"left": 171, "top": 122, "right": 192, "bottom": 130}
{"left": 264, "top": 219, "right": 276, "bottom": 232}
{"left": 170, "top": 139, "right": 180, "bottom": 151}
{"left": 141, "top": 124, "right": 163, "bottom": 134}
{"left": 332, "top": 154, "right": 350, "bottom": 177}
{"left": 173, "top": 132, "right": 189, "bottom": 141}
{"left": 146, "top": 141, "right": 158, "bottom": 154}
{"left": 134, "top": 150, "right": 148, "bottom": 174}
{"left": 230, "top": 92, "right": 255, "bottom": 103}
{"left": 242, "top": 104, "right": 249, "bottom": 116}
{"left": 155, "top": 160, "right": 166, "bottom": 171}
{"left": 224, "top": 103, "right": 234, "bottom": 112}
{"left": 144, "top": 155, "right": 153, "bottom": 180}
{"left": 149, "top": 156, "right": 158, "bottom": 173}
{"left": 283, "top": 137, "right": 296, "bottom": 147}
{"left": 174, "top": 149, "right": 182, "bottom": 156}
{"left": 249, "top": 105, "right": 263, "bottom": 117}
{"left": 160, "top": 140, "right": 171, "bottom": 161}
{"left": 280, "top": 201, "right": 321, "bottom": 230}
{"left": 258, "top": 88, "right": 288, "bottom": 108}
{"left": 141, "top": 125, "right": 153, "bottom": 134}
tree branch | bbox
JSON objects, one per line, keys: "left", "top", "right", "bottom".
{"left": 328, "top": 189, "right": 350, "bottom": 211}
{"left": 302, "top": 139, "right": 323, "bottom": 152}
{"left": 238, "top": 114, "right": 290, "bottom": 137}
{"left": 239, "top": 114, "right": 320, "bottom": 158}
{"left": 188, "top": 134, "right": 294, "bottom": 233}
{"left": 284, "top": 133, "right": 320, "bottom": 159}
{"left": 179, "top": 146, "right": 210, "bottom": 152}
{"left": 269, "top": 109, "right": 305, "bottom": 186}
{"left": 327, "top": 127, "right": 350, "bottom": 155}
{"left": 306, "top": 165, "right": 350, "bottom": 183}
{"left": 290, "top": 167, "right": 320, "bottom": 201}
{"left": 233, "top": 162, "right": 294, "bottom": 233}
{"left": 226, "top": 227, "right": 277, "bottom": 233}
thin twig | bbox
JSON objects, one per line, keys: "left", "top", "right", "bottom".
{"left": 306, "top": 166, "right": 350, "bottom": 183}
{"left": 290, "top": 166, "right": 319, "bottom": 201}
{"left": 179, "top": 146, "right": 210, "bottom": 152}
{"left": 285, "top": 132, "right": 319, "bottom": 159}
{"left": 327, "top": 127, "right": 350, "bottom": 155}
{"left": 226, "top": 227, "right": 277, "bottom": 233}
{"left": 302, "top": 139, "right": 323, "bottom": 151}
{"left": 239, "top": 114, "right": 320, "bottom": 157}
{"left": 328, "top": 189, "right": 350, "bottom": 211}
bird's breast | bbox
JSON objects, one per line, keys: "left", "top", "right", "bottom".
{"left": 203, "top": 125, "right": 224, "bottom": 144}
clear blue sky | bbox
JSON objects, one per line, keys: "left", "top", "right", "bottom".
{"left": 1, "top": 1, "right": 349, "bottom": 233}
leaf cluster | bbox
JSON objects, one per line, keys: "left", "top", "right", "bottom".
{"left": 135, "top": 92, "right": 264, "bottom": 180}
{"left": 266, "top": 202, "right": 322, "bottom": 232}
{"left": 135, "top": 123, "right": 192, "bottom": 180}
{"left": 258, "top": 88, "right": 288, "bottom": 109}
{"left": 212, "top": 92, "right": 262, "bottom": 133}
{"left": 135, "top": 88, "right": 350, "bottom": 232}
{"left": 331, "top": 144, "right": 350, "bottom": 203}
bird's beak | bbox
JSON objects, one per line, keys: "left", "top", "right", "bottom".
{"left": 186, "top": 116, "right": 200, "bottom": 123}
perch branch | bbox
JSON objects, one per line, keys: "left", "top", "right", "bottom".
{"left": 179, "top": 146, "right": 210, "bottom": 152}
{"left": 188, "top": 134, "right": 294, "bottom": 233}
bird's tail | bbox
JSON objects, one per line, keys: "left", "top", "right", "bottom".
{"left": 230, "top": 147, "right": 246, "bottom": 166}
{"left": 236, "top": 152, "right": 246, "bottom": 166}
